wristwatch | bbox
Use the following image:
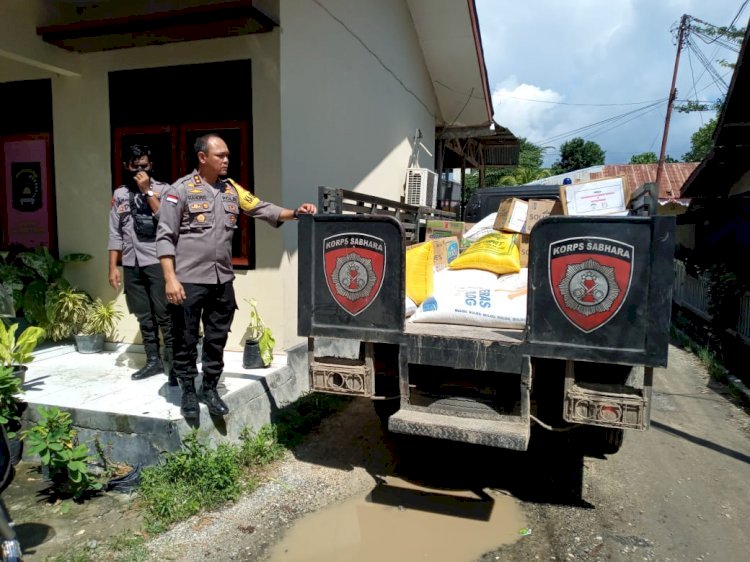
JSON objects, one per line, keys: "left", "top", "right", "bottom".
{"left": 145, "top": 190, "right": 154, "bottom": 198}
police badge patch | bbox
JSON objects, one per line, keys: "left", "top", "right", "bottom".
{"left": 549, "top": 237, "right": 633, "bottom": 333}
{"left": 323, "top": 233, "right": 386, "bottom": 316}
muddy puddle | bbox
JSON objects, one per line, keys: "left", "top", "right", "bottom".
{"left": 267, "top": 476, "right": 525, "bottom": 562}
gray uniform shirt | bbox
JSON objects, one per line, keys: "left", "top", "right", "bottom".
{"left": 156, "top": 171, "right": 283, "bottom": 284}
{"left": 108, "top": 179, "right": 170, "bottom": 267}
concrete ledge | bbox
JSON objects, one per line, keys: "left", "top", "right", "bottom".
{"left": 728, "top": 375, "right": 750, "bottom": 403}
{"left": 21, "top": 342, "right": 309, "bottom": 466}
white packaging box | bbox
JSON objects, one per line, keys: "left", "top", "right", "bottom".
{"left": 561, "top": 177, "right": 628, "bottom": 216}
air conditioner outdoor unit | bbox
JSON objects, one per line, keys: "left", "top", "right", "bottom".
{"left": 405, "top": 167, "right": 438, "bottom": 208}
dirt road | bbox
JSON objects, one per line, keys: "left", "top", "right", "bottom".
{"left": 148, "top": 344, "right": 750, "bottom": 561}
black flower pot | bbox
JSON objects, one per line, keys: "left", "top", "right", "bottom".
{"left": 243, "top": 339, "right": 265, "bottom": 369}
{"left": 75, "top": 333, "right": 104, "bottom": 354}
{"left": 11, "top": 365, "right": 27, "bottom": 385}
{"left": 9, "top": 435, "right": 23, "bottom": 466}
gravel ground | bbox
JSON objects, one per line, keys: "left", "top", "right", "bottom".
{"left": 146, "top": 344, "right": 750, "bottom": 561}
{"left": 147, "top": 398, "right": 397, "bottom": 561}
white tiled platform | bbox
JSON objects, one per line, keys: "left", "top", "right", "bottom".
{"left": 20, "top": 342, "right": 308, "bottom": 465}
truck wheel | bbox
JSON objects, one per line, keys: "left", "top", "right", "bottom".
{"left": 601, "top": 428, "right": 624, "bottom": 455}
{"left": 585, "top": 427, "right": 624, "bottom": 456}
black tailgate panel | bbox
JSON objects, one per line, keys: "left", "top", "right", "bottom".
{"left": 298, "top": 214, "right": 405, "bottom": 344}
{"left": 527, "top": 215, "right": 675, "bottom": 367}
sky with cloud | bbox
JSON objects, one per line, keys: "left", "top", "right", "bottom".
{"left": 475, "top": 0, "right": 748, "bottom": 166}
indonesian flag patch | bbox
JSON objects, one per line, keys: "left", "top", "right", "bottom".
{"left": 166, "top": 194, "right": 179, "bottom": 205}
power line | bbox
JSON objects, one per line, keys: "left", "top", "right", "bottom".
{"left": 728, "top": 0, "right": 750, "bottom": 28}
{"left": 584, "top": 101, "right": 667, "bottom": 141}
{"left": 685, "top": 44, "right": 704, "bottom": 125}
{"left": 532, "top": 100, "right": 666, "bottom": 146}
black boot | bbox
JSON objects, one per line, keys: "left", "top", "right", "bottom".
{"left": 180, "top": 378, "right": 200, "bottom": 419}
{"left": 131, "top": 352, "right": 165, "bottom": 380}
{"left": 198, "top": 374, "right": 229, "bottom": 416}
{"left": 163, "top": 348, "right": 178, "bottom": 387}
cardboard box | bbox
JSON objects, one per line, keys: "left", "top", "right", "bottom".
{"left": 432, "top": 236, "right": 459, "bottom": 271}
{"left": 517, "top": 234, "right": 530, "bottom": 267}
{"left": 560, "top": 176, "right": 629, "bottom": 216}
{"left": 493, "top": 198, "right": 528, "bottom": 233}
{"left": 426, "top": 220, "right": 465, "bottom": 242}
{"left": 524, "top": 199, "right": 563, "bottom": 234}
{"left": 408, "top": 236, "right": 459, "bottom": 271}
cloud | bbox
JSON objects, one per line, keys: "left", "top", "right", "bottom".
{"left": 491, "top": 79, "right": 564, "bottom": 143}
{"left": 477, "top": 0, "right": 743, "bottom": 164}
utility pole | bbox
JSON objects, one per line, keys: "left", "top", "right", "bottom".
{"left": 656, "top": 14, "right": 689, "bottom": 195}
{"left": 656, "top": 13, "right": 689, "bottom": 197}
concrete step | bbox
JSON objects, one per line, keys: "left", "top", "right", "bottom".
{"left": 20, "top": 342, "right": 307, "bottom": 466}
{"left": 388, "top": 407, "right": 530, "bottom": 451}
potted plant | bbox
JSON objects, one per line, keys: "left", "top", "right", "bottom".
{"left": 0, "top": 365, "right": 25, "bottom": 465}
{"left": 75, "top": 298, "right": 122, "bottom": 354}
{"left": 45, "top": 285, "right": 90, "bottom": 342}
{"left": 1, "top": 247, "right": 91, "bottom": 337}
{"left": 242, "top": 298, "right": 274, "bottom": 369}
{"left": 0, "top": 321, "right": 45, "bottom": 384}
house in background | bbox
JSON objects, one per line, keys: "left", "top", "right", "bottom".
{"left": 673, "top": 19, "right": 750, "bottom": 376}
{"left": 0, "top": 0, "right": 518, "bottom": 351}
{"left": 532, "top": 162, "right": 697, "bottom": 202}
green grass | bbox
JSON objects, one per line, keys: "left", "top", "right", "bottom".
{"left": 139, "top": 393, "right": 349, "bottom": 533}
{"left": 671, "top": 323, "right": 750, "bottom": 408}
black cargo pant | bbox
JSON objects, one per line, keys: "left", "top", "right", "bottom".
{"left": 169, "top": 281, "right": 237, "bottom": 381}
{"left": 124, "top": 264, "right": 173, "bottom": 356}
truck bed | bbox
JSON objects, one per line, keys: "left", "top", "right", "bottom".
{"left": 405, "top": 322, "right": 527, "bottom": 373}
{"left": 404, "top": 322, "right": 525, "bottom": 345}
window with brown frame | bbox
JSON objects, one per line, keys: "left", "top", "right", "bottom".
{"left": 109, "top": 61, "right": 256, "bottom": 267}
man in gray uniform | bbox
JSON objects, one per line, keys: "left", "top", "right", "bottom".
{"left": 108, "top": 144, "right": 176, "bottom": 384}
{"left": 157, "top": 134, "right": 316, "bottom": 419}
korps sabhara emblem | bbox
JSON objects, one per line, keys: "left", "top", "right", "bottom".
{"left": 323, "top": 233, "right": 386, "bottom": 316}
{"left": 549, "top": 237, "right": 633, "bottom": 332}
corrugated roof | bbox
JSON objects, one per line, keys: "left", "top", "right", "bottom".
{"left": 590, "top": 163, "right": 699, "bottom": 199}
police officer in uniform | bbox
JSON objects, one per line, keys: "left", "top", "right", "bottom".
{"left": 157, "top": 134, "right": 316, "bottom": 419}
{"left": 108, "top": 144, "right": 176, "bottom": 384}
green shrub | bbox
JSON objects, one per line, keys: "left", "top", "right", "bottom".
{"left": 22, "top": 406, "right": 102, "bottom": 499}
{"left": 238, "top": 425, "right": 284, "bottom": 467}
{"left": 139, "top": 394, "right": 350, "bottom": 533}
{"left": 139, "top": 432, "right": 242, "bottom": 533}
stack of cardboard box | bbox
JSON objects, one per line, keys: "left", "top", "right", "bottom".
{"left": 493, "top": 198, "right": 562, "bottom": 266}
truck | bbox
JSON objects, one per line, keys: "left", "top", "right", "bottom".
{"left": 297, "top": 183, "right": 673, "bottom": 456}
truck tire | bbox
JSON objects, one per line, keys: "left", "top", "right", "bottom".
{"left": 601, "top": 428, "right": 624, "bottom": 455}
{"left": 585, "top": 427, "right": 624, "bottom": 456}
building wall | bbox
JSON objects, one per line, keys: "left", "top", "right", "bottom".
{"left": 277, "top": 0, "right": 438, "bottom": 345}
{"left": 2, "top": 0, "right": 439, "bottom": 351}
{"left": 1, "top": 0, "right": 284, "bottom": 350}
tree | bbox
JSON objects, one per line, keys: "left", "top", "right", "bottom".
{"left": 516, "top": 138, "right": 544, "bottom": 170}
{"left": 629, "top": 152, "right": 658, "bottom": 164}
{"left": 629, "top": 152, "right": 678, "bottom": 164}
{"left": 682, "top": 117, "right": 717, "bottom": 162}
{"left": 552, "top": 137, "right": 605, "bottom": 174}
{"left": 499, "top": 167, "right": 551, "bottom": 186}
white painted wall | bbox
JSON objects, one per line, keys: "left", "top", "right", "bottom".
{"left": 3, "top": 0, "right": 441, "bottom": 352}
{"left": 48, "top": 33, "right": 285, "bottom": 351}
{"left": 0, "top": 0, "right": 286, "bottom": 351}
{"left": 278, "top": 0, "right": 438, "bottom": 345}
